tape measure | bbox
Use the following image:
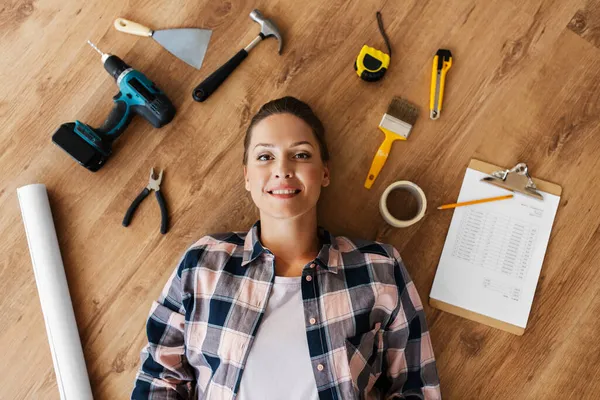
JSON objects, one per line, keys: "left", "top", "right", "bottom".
{"left": 355, "top": 12, "right": 392, "bottom": 82}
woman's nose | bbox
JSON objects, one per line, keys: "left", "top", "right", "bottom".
{"left": 274, "top": 160, "right": 294, "bottom": 179}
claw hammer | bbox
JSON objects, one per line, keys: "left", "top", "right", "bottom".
{"left": 192, "top": 9, "right": 283, "bottom": 102}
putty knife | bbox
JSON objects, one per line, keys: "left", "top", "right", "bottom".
{"left": 114, "top": 18, "right": 212, "bottom": 69}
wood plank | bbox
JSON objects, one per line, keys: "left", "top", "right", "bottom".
{"left": 2, "top": 0, "right": 600, "bottom": 398}
{"left": 568, "top": 0, "right": 600, "bottom": 49}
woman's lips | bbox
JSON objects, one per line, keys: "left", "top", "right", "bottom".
{"left": 267, "top": 188, "right": 301, "bottom": 199}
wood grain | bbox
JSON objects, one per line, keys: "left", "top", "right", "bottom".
{"left": 2, "top": 0, "right": 600, "bottom": 398}
{"left": 568, "top": 0, "right": 600, "bottom": 49}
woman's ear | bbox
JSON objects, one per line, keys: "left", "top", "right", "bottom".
{"left": 322, "top": 163, "right": 330, "bottom": 187}
{"left": 244, "top": 166, "right": 250, "bottom": 191}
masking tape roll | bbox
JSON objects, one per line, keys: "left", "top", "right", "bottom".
{"left": 379, "top": 181, "right": 427, "bottom": 228}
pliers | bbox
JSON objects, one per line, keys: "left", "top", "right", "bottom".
{"left": 122, "top": 168, "right": 169, "bottom": 234}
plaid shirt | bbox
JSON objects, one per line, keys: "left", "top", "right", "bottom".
{"left": 132, "top": 221, "right": 441, "bottom": 399}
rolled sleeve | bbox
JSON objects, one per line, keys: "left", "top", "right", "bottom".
{"left": 378, "top": 248, "right": 441, "bottom": 399}
{"left": 131, "top": 257, "right": 195, "bottom": 399}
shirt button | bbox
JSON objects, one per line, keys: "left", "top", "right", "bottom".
{"left": 317, "top": 364, "right": 324, "bottom": 371}
{"left": 306, "top": 275, "right": 312, "bottom": 282}
{"left": 309, "top": 317, "right": 316, "bottom": 325}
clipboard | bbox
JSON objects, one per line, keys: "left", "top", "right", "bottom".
{"left": 429, "top": 159, "right": 562, "bottom": 336}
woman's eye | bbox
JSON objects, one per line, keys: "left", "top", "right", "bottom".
{"left": 294, "top": 152, "right": 311, "bottom": 159}
{"left": 257, "top": 154, "right": 272, "bottom": 161}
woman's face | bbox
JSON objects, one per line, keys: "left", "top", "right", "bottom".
{"left": 244, "top": 113, "right": 330, "bottom": 220}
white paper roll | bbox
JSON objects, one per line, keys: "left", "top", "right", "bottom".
{"left": 379, "top": 181, "right": 427, "bottom": 228}
{"left": 17, "top": 184, "right": 93, "bottom": 400}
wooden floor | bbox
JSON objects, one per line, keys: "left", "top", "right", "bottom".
{"left": 2, "top": 0, "right": 600, "bottom": 398}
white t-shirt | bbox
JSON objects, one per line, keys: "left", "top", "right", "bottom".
{"left": 236, "top": 275, "right": 319, "bottom": 399}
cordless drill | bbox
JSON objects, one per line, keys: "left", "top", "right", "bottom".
{"left": 52, "top": 41, "right": 176, "bottom": 172}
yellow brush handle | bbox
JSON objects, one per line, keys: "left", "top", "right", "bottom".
{"left": 114, "top": 18, "right": 153, "bottom": 37}
{"left": 364, "top": 133, "right": 395, "bottom": 189}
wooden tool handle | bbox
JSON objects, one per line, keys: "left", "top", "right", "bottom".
{"left": 364, "top": 134, "right": 395, "bottom": 189}
{"left": 114, "top": 18, "right": 153, "bottom": 37}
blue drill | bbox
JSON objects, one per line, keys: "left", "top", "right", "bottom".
{"left": 52, "top": 41, "right": 176, "bottom": 171}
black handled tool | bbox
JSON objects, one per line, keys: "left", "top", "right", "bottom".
{"left": 192, "top": 9, "right": 283, "bottom": 102}
{"left": 123, "top": 168, "right": 169, "bottom": 234}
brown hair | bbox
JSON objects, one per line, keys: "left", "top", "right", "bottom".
{"left": 243, "top": 96, "right": 330, "bottom": 165}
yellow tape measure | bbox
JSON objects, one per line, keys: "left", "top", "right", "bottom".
{"left": 355, "top": 12, "right": 391, "bottom": 82}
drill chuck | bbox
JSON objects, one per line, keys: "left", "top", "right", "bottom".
{"left": 103, "top": 55, "right": 130, "bottom": 81}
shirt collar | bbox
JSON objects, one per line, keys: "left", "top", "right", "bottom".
{"left": 241, "top": 220, "right": 342, "bottom": 273}
{"left": 242, "top": 221, "right": 267, "bottom": 266}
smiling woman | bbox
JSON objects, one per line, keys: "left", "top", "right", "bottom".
{"left": 243, "top": 98, "right": 331, "bottom": 244}
{"left": 131, "top": 97, "right": 442, "bottom": 400}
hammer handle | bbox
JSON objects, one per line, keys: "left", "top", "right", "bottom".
{"left": 193, "top": 49, "right": 248, "bottom": 102}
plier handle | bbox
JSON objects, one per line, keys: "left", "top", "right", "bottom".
{"left": 122, "top": 168, "right": 169, "bottom": 234}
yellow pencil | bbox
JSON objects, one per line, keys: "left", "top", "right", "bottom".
{"left": 437, "top": 194, "right": 514, "bottom": 210}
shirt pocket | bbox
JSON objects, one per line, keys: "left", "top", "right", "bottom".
{"left": 345, "top": 324, "right": 384, "bottom": 397}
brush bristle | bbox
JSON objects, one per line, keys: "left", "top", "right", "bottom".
{"left": 386, "top": 97, "right": 419, "bottom": 126}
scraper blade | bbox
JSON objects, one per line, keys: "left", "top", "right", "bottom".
{"left": 153, "top": 28, "right": 212, "bottom": 69}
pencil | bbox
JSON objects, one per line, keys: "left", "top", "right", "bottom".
{"left": 437, "top": 194, "right": 514, "bottom": 210}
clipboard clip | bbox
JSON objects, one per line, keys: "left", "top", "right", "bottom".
{"left": 481, "top": 163, "right": 543, "bottom": 200}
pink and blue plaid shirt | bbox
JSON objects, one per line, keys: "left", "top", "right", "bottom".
{"left": 132, "top": 221, "right": 441, "bottom": 399}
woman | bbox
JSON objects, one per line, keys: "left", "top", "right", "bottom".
{"left": 132, "top": 97, "right": 441, "bottom": 399}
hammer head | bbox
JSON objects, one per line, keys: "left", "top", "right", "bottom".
{"left": 250, "top": 9, "right": 283, "bottom": 54}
